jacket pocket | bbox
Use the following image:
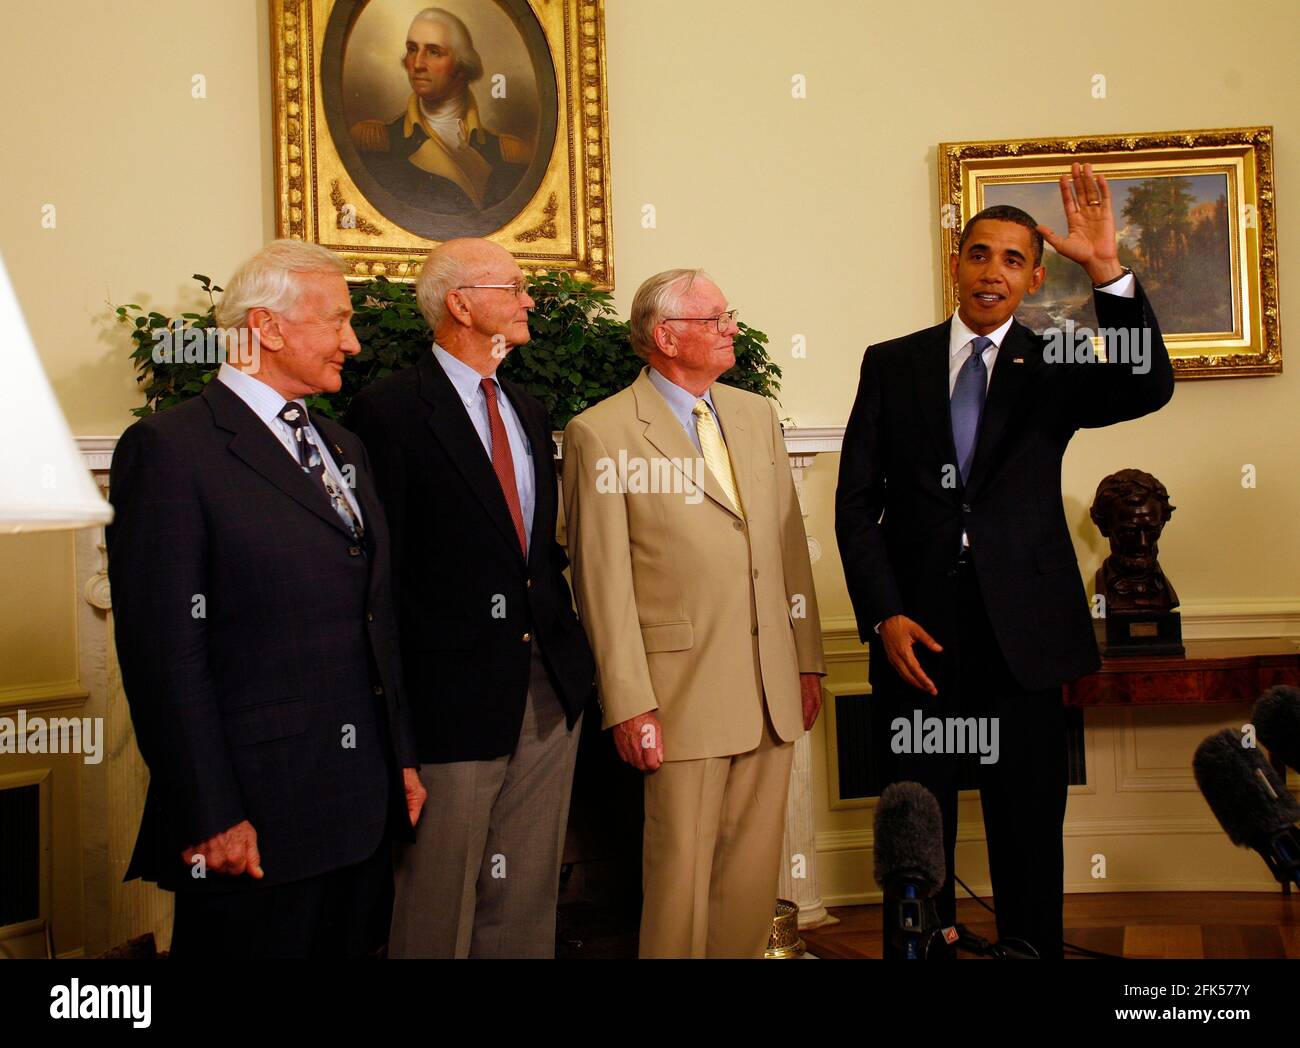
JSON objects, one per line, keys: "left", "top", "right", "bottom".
{"left": 225, "top": 697, "right": 309, "bottom": 746}
{"left": 640, "top": 620, "right": 694, "bottom": 653}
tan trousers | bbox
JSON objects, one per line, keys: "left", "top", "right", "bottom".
{"left": 639, "top": 714, "right": 794, "bottom": 958}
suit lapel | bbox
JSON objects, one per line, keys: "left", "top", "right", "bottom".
{"left": 203, "top": 381, "right": 354, "bottom": 540}
{"left": 418, "top": 351, "right": 526, "bottom": 559}
{"left": 913, "top": 320, "right": 958, "bottom": 471}
{"left": 633, "top": 369, "right": 742, "bottom": 519}
{"left": 963, "top": 321, "right": 1036, "bottom": 498}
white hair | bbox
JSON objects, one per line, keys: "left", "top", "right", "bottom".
{"left": 408, "top": 7, "right": 484, "bottom": 83}
{"left": 414, "top": 246, "right": 475, "bottom": 333}
{"left": 215, "top": 240, "right": 347, "bottom": 330}
{"left": 629, "top": 268, "right": 706, "bottom": 360}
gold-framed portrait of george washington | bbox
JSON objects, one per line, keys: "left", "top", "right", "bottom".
{"left": 271, "top": 0, "right": 613, "bottom": 286}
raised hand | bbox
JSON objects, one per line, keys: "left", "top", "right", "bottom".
{"left": 1036, "top": 162, "right": 1125, "bottom": 285}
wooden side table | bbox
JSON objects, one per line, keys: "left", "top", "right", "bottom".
{"left": 1064, "top": 637, "right": 1300, "bottom": 893}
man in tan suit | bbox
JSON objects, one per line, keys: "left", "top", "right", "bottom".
{"left": 562, "top": 268, "right": 826, "bottom": 958}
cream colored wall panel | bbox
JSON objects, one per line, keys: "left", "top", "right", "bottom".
{"left": 0, "top": 533, "right": 78, "bottom": 694}
{"left": 1116, "top": 704, "right": 1255, "bottom": 793}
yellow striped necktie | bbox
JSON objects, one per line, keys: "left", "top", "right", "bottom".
{"left": 692, "top": 399, "right": 742, "bottom": 513}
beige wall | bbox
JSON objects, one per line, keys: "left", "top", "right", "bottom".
{"left": 1, "top": 0, "right": 1295, "bottom": 597}
{"left": 2, "top": 0, "right": 1299, "bottom": 946}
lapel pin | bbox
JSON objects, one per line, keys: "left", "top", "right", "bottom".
{"left": 333, "top": 443, "right": 344, "bottom": 455}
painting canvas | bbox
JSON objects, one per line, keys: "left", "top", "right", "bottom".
{"left": 985, "top": 174, "right": 1234, "bottom": 337}
{"left": 939, "top": 128, "right": 1279, "bottom": 379}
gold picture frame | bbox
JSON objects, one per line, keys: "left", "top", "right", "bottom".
{"left": 271, "top": 0, "right": 613, "bottom": 287}
{"left": 939, "top": 127, "right": 1280, "bottom": 379}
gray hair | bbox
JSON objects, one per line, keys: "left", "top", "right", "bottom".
{"left": 406, "top": 8, "right": 484, "bottom": 84}
{"left": 629, "top": 268, "right": 706, "bottom": 359}
{"left": 415, "top": 246, "right": 471, "bottom": 332}
{"left": 215, "top": 240, "right": 347, "bottom": 330}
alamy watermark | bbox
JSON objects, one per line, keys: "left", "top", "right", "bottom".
{"left": 0, "top": 709, "right": 103, "bottom": 765}
{"left": 891, "top": 711, "right": 1000, "bottom": 765}
{"left": 594, "top": 452, "right": 707, "bottom": 505}
{"left": 1042, "top": 322, "right": 1150, "bottom": 375}
{"left": 152, "top": 321, "right": 260, "bottom": 372}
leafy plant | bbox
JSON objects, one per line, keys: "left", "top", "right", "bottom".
{"left": 115, "top": 270, "right": 782, "bottom": 429}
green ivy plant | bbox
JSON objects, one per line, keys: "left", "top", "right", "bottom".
{"left": 115, "top": 270, "right": 782, "bottom": 430}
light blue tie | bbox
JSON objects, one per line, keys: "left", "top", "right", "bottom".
{"left": 950, "top": 335, "right": 993, "bottom": 486}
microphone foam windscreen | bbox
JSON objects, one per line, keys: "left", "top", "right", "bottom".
{"left": 1253, "top": 685, "right": 1300, "bottom": 774}
{"left": 1193, "top": 729, "right": 1300, "bottom": 846}
{"left": 873, "top": 781, "right": 947, "bottom": 894}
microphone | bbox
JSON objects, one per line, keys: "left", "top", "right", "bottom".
{"left": 1193, "top": 728, "right": 1300, "bottom": 890}
{"left": 873, "top": 782, "right": 946, "bottom": 959}
{"left": 1253, "top": 685, "right": 1300, "bottom": 775}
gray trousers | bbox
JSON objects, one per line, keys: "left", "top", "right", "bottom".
{"left": 389, "top": 645, "right": 582, "bottom": 958}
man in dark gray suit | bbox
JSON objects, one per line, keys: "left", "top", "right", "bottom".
{"left": 108, "top": 240, "right": 425, "bottom": 958}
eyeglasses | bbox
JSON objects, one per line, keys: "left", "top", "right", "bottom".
{"left": 663, "top": 309, "right": 740, "bottom": 333}
{"left": 455, "top": 282, "right": 530, "bottom": 297}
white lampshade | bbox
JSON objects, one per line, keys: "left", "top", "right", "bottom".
{"left": 0, "top": 249, "right": 114, "bottom": 532}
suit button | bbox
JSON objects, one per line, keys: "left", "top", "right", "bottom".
{"left": 526, "top": 578, "right": 533, "bottom": 589}
{"left": 373, "top": 684, "right": 384, "bottom": 696}
{"left": 961, "top": 504, "right": 971, "bottom": 514}
{"left": 752, "top": 569, "right": 760, "bottom": 579}
{"left": 366, "top": 612, "right": 374, "bottom": 622}
{"left": 522, "top": 632, "right": 532, "bottom": 642}
{"left": 733, "top": 521, "right": 744, "bottom": 531}
{"left": 349, "top": 546, "right": 362, "bottom": 556}
{"left": 751, "top": 626, "right": 759, "bottom": 636}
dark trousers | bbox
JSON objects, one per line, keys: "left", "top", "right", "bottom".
{"left": 169, "top": 837, "right": 394, "bottom": 959}
{"left": 878, "top": 556, "right": 1068, "bottom": 960}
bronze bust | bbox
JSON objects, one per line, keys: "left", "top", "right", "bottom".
{"left": 1089, "top": 469, "right": 1178, "bottom": 613}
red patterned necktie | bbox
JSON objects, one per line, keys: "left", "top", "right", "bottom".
{"left": 481, "top": 378, "right": 528, "bottom": 555}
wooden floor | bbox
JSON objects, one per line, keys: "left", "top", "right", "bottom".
{"left": 801, "top": 892, "right": 1300, "bottom": 959}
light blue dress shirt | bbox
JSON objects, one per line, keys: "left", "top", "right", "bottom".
{"left": 646, "top": 366, "right": 725, "bottom": 453}
{"left": 216, "top": 363, "right": 364, "bottom": 524}
{"left": 432, "top": 343, "right": 536, "bottom": 552}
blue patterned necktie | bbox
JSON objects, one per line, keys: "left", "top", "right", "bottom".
{"left": 950, "top": 335, "right": 993, "bottom": 486}
{"left": 277, "top": 402, "right": 364, "bottom": 541}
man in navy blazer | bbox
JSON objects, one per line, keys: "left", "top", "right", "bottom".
{"left": 108, "top": 240, "right": 425, "bottom": 958}
{"left": 346, "top": 238, "right": 594, "bottom": 958}
{"left": 836, "top": 165, "right": 1174, "bottom": 959}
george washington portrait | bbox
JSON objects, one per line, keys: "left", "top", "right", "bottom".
{"left": 321, "top": 1, "right": 558, "bottom": 241}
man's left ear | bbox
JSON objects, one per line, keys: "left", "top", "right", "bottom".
{"left": 1027, "top": 265, "right": 1047, "bottom": 296}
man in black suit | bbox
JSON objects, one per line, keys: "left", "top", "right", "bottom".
{"left": 345, "top": 238, "right": 594, "bottom": 958}
{"left": 836, "top": 165, "right": 1174, "bottom": 959}
{"left": 107, "top": 240, "right": 426, "bottom": 958}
